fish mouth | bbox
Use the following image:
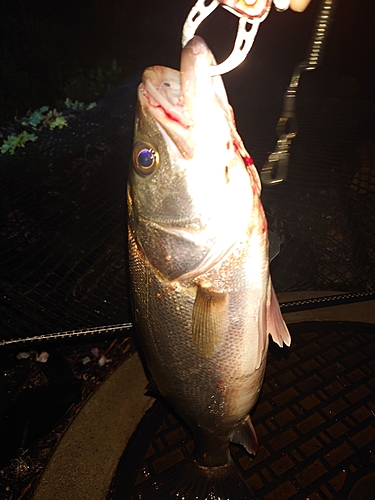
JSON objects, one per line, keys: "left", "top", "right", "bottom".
{"left": 139, "top": 37, "right": 223, "bottom": 159}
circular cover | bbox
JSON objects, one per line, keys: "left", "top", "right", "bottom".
{"left": 109, "top": 321, "right": 375, "bottom": 499}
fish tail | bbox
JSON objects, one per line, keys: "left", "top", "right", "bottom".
{"left": 142, "top": 460, "right": 256, "bottom": 499}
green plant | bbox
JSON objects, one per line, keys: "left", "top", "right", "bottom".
{"left": 1, "top": 131, "right": 38, "bottom": 155}
{"left": 64, "top": 98, "right": 96, "bottom": 111}
{"left": 21, "top": 106, "right": 49, "bottom": 130}
{"left": 21, "top": 107, "right": 68, "bottom": 131}
{"left": 2, "top": 97, "right": 94, "bottom": 154}
{"left": 48, "top": 114, "right": 68, "bottom": 130}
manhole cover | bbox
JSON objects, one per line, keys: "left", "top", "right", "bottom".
{"left": 109, "top": 321, "right": 375, "bottom": 499}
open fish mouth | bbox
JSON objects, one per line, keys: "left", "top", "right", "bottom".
{"left": 138, "top": 36, "right": 231, "bottom": 159}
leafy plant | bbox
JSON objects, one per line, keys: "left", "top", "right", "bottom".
{"left": 48, "top": 115, "right": 68, "bottom": 130}
{"left": 2, "top": 97, "right": 94, "bottom": 154}
{"left": 21, "top": 106, "right": 49, "bottom": 130}
{"left": 64, "top": 98, "right": 96, "bottom": 111}
{"left": 1, "top": 131, "right": 38, "bottom": 155}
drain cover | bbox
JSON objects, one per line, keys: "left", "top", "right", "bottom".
{"left": 109, "top": 321, "right": 375, "bottom": 499}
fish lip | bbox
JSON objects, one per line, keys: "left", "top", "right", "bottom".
{"left": 138, "top": 37, "right": 216, "bottom": 159}
{"left": 140, "top": 69, "right": 192, "bottom": 129}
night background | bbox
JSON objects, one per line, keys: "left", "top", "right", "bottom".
{"left": 1, "top": 0, "right": 375, "bottom": 498}
{"left": 1, "top": 0, "right": 374, "bottom": 127}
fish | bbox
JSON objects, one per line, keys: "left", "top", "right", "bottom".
{"left": 127, "top": 36, "right": 291, "bottom": 500}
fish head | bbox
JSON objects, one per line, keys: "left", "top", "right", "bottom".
{"left": 129, "top": 36, "right": 262, "bottom": 281}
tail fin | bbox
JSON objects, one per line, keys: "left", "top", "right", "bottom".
{"left": 138, "top": 460, "right": 255, "bottom": 499}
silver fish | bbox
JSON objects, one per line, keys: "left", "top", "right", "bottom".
{"left": 127, "top": 36, "right": 291, "bottom": 499}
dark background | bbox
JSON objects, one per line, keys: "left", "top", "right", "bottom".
{"left": 1, "top": 0, "right": 374, "bottom": 129}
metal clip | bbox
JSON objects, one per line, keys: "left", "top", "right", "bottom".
{"left": 261, "top": 136, "right": 292, "bottom": 185}
{"left": 182, "top": 0, "right": 273, "bottom": 76}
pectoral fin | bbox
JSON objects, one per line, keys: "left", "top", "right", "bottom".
{"left": 192, "top": 285, "right": 229, "bottom": 356}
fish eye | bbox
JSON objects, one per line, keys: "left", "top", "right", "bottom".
{"left": 132, "top": 142, "right": 159, "bottom": 176}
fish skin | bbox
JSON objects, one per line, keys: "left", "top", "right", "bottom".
{"left": 128, "top": 36, "right": 290, "bottom": 497}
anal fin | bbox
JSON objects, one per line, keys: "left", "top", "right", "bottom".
{"left": 231, "top": 415, "right": 258, "bottom": 455}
